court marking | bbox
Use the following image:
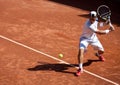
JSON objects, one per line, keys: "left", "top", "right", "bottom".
{"left": 0, "top": 35, "right": 119, "bottom": 85}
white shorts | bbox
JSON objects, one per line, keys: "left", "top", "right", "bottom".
{"left": 79, "top": 37, "right": 104, "bottom": 51}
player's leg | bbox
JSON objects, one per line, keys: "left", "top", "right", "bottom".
{"left": 91, "top": 40, "right": 105, "bottom": 61}
{"left": 76, "top": 38, "right": 89, "bottom": 76}
{"left": 76, "top": 48, "right": 84, "bottom": 76}
{"left": 98, "top": 50, "right": 104, "bottom": 55}
{"left": 96, "top": 50, "right": 105, "bottom": 61}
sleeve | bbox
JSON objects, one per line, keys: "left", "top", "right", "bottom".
{"left": 89, "top": 21, "right": 98, "bottom": 32}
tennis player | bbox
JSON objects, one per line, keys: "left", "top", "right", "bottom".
{"left": 76, "top": 11, "right": 115, "bottom": 76}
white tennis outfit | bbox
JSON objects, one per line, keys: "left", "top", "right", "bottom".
{"left": 79, "top": 19, "right": 104, "bottom": 51}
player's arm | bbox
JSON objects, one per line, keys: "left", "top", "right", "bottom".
{"left": 108, "top": 22, "right": 115, "bottom": 31}
{"left": 90, "top": 22, "right": 115, "bottom": 34}
{"left": 98, "top": 17, "right": 113, "bottom": 27}
{"left": 95, "top": 29, "right": 111, "bottom": 34}
{"left": 95, "top": 23, "right": 115, "bottom": 34}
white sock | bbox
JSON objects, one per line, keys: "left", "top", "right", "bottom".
{"left": 79, "top": 63, "right": 83, "bottom": 68}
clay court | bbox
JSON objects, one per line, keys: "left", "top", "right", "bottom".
{"left": 0, "top": 0, "right": 120, "bottom": 85}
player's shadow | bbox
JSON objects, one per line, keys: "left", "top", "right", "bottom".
{"left": 83, "top": 59, "right": 101, "bottom": 67}
{"left": 27, "top": 63, "right": 76, "bottom": 75}
{"left": 27, "top": 59, "right": 101, "bottom": 76}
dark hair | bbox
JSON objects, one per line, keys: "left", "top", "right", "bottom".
{"left": 90, "top": 11, "right": 97, "bottom": 18}
{"left": 91, "top": 14, "right": 95, "bottom": 17}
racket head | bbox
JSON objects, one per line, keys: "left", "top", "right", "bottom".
{"left": 97, "top": 5, "right": 111, "bottom": 21}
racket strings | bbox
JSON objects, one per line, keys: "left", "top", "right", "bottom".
{"left": 100, "top": 12, "right": 111, "bottom": 17}
{"left": 97, "top": 6, "right": 111, "bottom": 19}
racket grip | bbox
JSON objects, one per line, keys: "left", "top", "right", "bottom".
{"left": 105, "top": 18, "right": 111, "bottom": 24}
{"left": 107, "top": 16, "right": 110, "bottom": 19}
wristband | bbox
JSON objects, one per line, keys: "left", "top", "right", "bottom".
{"left": 105, "top": 30, "right": 110, "bottom": 34}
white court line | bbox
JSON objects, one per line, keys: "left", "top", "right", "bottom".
{"left": 0, "top": 35, "right": 119, "bottom": 85}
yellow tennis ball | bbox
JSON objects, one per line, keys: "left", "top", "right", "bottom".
{"left": 59, "top": 54, "right": 63, "bottom": 58}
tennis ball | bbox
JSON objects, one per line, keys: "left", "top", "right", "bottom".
{"left": 59, "top": 53, "right": 63, "bottom": 58}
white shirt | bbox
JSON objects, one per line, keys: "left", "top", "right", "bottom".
{"left": 80, "top": 19, "right": 98, "bottom": 40}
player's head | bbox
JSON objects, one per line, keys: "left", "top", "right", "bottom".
{"left": 89, "top": 11, "right": 97, "bottom": 22}
{"left": 90, "top": 11, "right": 97, "bottom": 18}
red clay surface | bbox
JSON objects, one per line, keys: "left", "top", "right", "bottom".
{"left": 0, "top": 0, "right": 120, "bottom": 85}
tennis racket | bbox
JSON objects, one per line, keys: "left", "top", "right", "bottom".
{"left": 97, "top": 5, "right": 111, "bottom": 21}
{"left": 97, "top": 5, "right": 115, "bottom": 31}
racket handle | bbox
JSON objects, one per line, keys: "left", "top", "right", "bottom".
{"left": 105, "top": 18, "right": 111, "bottom": 24}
